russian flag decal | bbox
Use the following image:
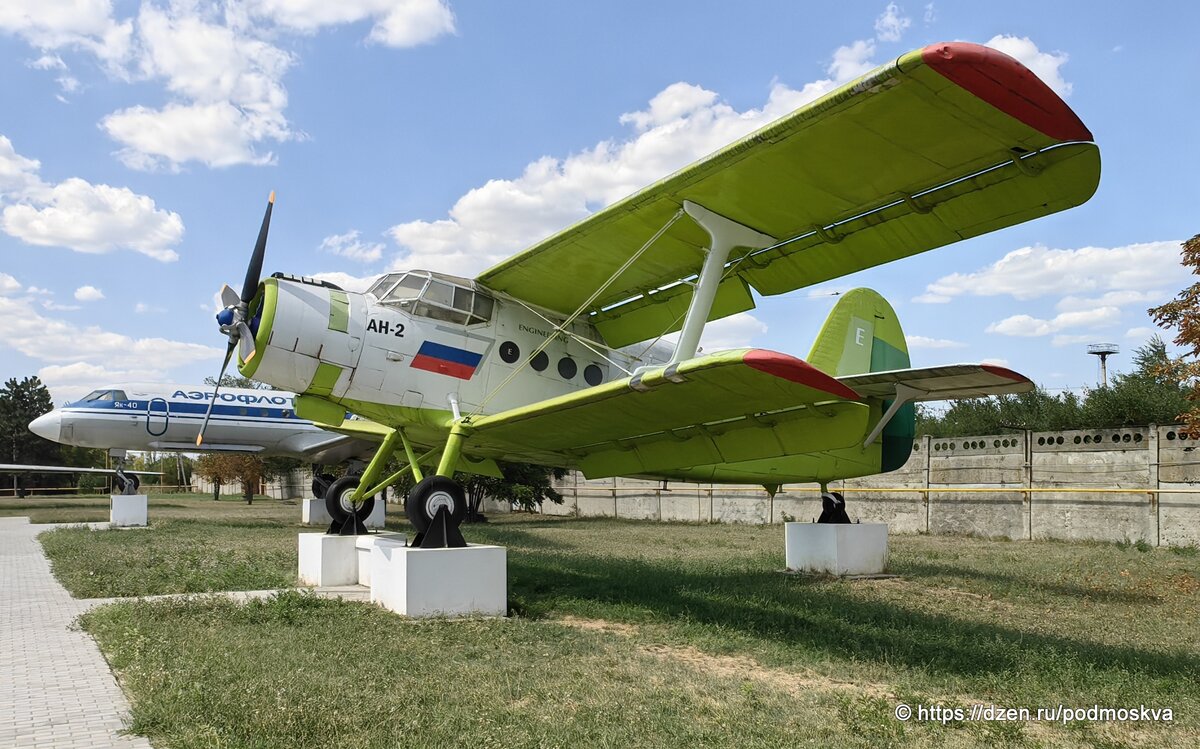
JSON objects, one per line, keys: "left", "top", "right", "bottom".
{"left": 410, "top": 340, "right": 483, "bottom": 380}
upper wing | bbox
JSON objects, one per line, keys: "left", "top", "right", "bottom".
{"left": 838, "top": 364, "right": 1034, "bottom": 401}
{"left": 0, "top": 464, "right": 162, "bottom": 475}
{"left": 477, "top": 42, "right": 1100, "bottom": 347}
{"left": 467, "top": 349, "right": 870, "bottom": 478}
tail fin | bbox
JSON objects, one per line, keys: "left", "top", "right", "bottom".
{"left": 808, "top": 288, "right": 914, "bottom": 470}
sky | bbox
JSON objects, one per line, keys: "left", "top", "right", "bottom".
{"left": 0, "top": 0, "right": 1197, "bottom": 404}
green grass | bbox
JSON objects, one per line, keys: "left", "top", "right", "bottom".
{"left": 0, "top": 492, "right": 295, "bottom": 525}
{"left": 63, "top": 514, "right": 1200, "bottom": 748}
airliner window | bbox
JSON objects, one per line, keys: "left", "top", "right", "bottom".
{"left": 81, "top": 390, "right": 107, "bottom": 401}
{"left": 110, "top": 390, "right": 128, "bottom": 401}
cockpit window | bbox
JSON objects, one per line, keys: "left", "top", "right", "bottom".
{"left": 80, "top": 389, "right": 127, "bottom": 402}
{"left": 366, "top": 274, "right": 401, "bottom": 300}
{"left": 374, "top": 270, "right": 494, "bottom": 326}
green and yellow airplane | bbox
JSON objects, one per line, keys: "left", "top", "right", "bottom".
{"left": 200, "top": 42, "right": 1100, "bottom": 542}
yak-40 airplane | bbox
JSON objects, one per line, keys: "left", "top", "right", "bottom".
{"left": 200, "top": 42, "right": 1101, "bottom": 542}
{"left": 22, "top": 385, "right": 373, "bottom": 495}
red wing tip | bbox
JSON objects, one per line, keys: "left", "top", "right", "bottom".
{"left": 981, "top": 364, "right": 1031, "bottom": 383}
{"left": 743, "top": 349, "right": 860, "bottom": 400}
{"left": 921, "top": 41, "right": 1094, "bottom": 143}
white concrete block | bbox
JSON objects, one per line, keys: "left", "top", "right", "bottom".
{"left": 354, "top": 532, "right": 406, "bottom": 586}
{"left": 371, "top": 543, "right": 507, "bottom": 618}
{"left": 110, "top": 495, "right": 147, "bottom": 527}
{"left": 302, "top": 498, "right": 332, "bottom": 526}
{"left": 784, "top": 523, "right": 889, "bottom": 575}
{"left": 365, "top": 499, "right": 386, "bottom": 529}
{"left": 298, "top": 533, "right": 358, "bottom": 586}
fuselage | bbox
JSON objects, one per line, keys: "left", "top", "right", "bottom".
{"left": 28, "top": 384, "right": 364, "bottom": 463}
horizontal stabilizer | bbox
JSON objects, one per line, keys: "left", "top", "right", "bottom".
{"left": 838, "top": 364, "right": 1033, "bottom": 401}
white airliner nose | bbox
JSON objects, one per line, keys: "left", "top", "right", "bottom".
{"left": 28, "top": 411, "right": 62, "bottom": 442}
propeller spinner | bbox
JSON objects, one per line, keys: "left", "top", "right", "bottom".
{"left": 197, "top": 191, "right": 275, "bottom": 446}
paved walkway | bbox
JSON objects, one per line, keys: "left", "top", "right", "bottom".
{"left": 0, "top": 517, "right": 152, "bottom": 748}
{"left": 1, "top": 517, "right": 374, "bottom": 748}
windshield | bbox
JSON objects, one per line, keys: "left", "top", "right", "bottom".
{"left": 374, "top": 270, "right": 494, "bottom": 325}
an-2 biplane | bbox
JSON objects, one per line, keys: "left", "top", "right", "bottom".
{"left": 199, "top": 42, "right": 1100, "bottom": 542}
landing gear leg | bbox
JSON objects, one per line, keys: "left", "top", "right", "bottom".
{"left": 407, "top": 423, "right": 471, "bottom": 549}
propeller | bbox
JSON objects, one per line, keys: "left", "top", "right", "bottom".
{"left": 197, "top": 191, "right": 275, "bottom": 446}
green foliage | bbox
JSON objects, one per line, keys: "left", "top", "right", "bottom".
{"left": 458, "top": 462, "right": 567, "bottom": 516}
{"left": 0, "top": 376, "right": 68, "bottom": 490}
{"left": 203, "top": 374, "right": 270, "bottom": 390}
{"left": 919, "top": 337, "right": 1193, "bottom": 436}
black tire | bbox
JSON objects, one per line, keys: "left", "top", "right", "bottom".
{"left": 311, "top": 472, "right": 336, "bottom": 499}
{"left": 324, "top": 475, "right": 376, "bottom": 525}
{"left": 405, "top": 476, "right": 466, "bottom": 533}
{"left": 113, "top": 474, "right": 139, "bottom": 493}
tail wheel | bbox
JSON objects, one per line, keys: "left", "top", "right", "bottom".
{"left": 323, "top": 475, "right": 376, "bottom": 525}
{"left": 405, "top": 476, "right": 466, "bottom": 533}
{"left": 817, "top": 491, "right": 851, "bottom": 524}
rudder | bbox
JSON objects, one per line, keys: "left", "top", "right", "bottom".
{"left": 807, "top": 288, "right": 915, "bottom": 471}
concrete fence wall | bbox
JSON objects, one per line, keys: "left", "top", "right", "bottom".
{"left": 543, "top": 425, "right": 1200, "bottom": 547}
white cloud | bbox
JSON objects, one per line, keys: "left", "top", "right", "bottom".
{"left": 3, "top": 177, "right": 183, "bottom": 261}
{"left": 26, "top": 53, "right": 79, "bottom": 94}
{"left": 923, "top": 3, "right": 936, "bottom": 23}
{"left": 690, "top": 312, "right": 768, "bottom": 352}
{"left": 874, "top": 3, "right": 911, "bottom": 42}
{"left": 0, "top": 135, "right": 184, "bottom": 260}
{"left": 981, "top": 357, "right": 1008, "bottom": 367}
{"left": 320, "top": 230, "right": 384, "bottom": 263}
{"left": 245, "top": 0, "right": 455, "bottom": 47}
{"left": 1051, "top": 334, "right": 1100, "bottom": 347}
{"left": 41, "top": 299, "right": 81, "bottom": 312}
{"left": 0, "top": 273, "right": 22, "bottom": 294}
{"left": 134, "top": 302, "right": 164, "bottom": 314}
{"left": 984, "top": 35, "right": 1072, "bottom": 97}
{"left": 1125, "top": 326, "right": 1157, "bottom": 340}
{"left": 917, "top": 242, "right": 1186, "bottom": 303}
{"left": 74, "top": 285, "right": 104, "bottom": 301}
{"left": 987, "top": 306, "right": 1121, "bottom": 337}
{"left": 0, "top": 293, "right": 221, "bottom": 369}
{"left": 1055, "top": 290, "right": 1164, "bottom": 313}
{"left": 103, "top": 101, "right": 285, "bottom": 170}
{"left": 906, "top": 335, "right": 966, "bottom": 349}
{"left": 310, "top": 271, "right": 376, "bottom": 294}
{"left": 387, "top": 41, "right": 878, "bottom": 275}
{"left": 38, "top": 362, "right": 174, "bottom": 403}
{"left": 0, "top": 0, "right": 133, "bottom": 68}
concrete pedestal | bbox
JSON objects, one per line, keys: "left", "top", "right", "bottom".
{"left": 298, "top": 533, "right": 357, "bottom": 586}
{"left": 302, "top": 499, "right": 331, "bottom": 526}
{"left": 298, "top": 532, "right": 406, "bottom": 587}
{"left": 110, "top": 495, "right": 147, "bottom": 527}
{"left": 371, "top": 543, "right": 507, "bottom": 618}
{"left": 784, "top": 523, "right": 888, "bottom": 575}
{"left": 365, "top": 500, "right": 385, "bottom": 529}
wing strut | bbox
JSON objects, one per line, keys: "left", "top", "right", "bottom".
{"left": 668, "top": 201, "right": 775, "bottom": 366}
{"left": 861, "top": 383, "right": 926, "bottom": 448}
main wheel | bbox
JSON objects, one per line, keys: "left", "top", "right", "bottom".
{"left": 323, "top": 475, "right": 376, "bottom": 526}
{"left": 113, "top": 474, "right": 140, "bottom": 494}
{"left": 405, "top": 476, "right": 466, "bottom": 533}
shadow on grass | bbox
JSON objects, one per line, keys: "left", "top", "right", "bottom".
{"left": 895, "top": 559, "right": 1165, "bottom": 604}
{"left": 505, "top": 551, "right": 1199, "bottom": 685}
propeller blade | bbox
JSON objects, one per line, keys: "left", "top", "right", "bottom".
{"left": 196, "top": 343, "right": 235, "bottom": 446}
{"left": 240, "top": 191, "right": 274, "bottom": 303}
{"left": 220, "top": 284, "right": 241, "bottom": 308}
{"left": 236, "top": 322, "right": 256, "bottom": 363}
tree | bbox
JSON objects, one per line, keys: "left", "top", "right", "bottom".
{"left": 1080, "top": 336, "right": 1190, "bottom": 427}
{"left": 1149, "top": 233, "right": 1200, "bottom": 434}
{"left": 459, "top": 462, "right": 567, "bottom": 519}
{"left": 194, "top": 453, "right": 265, "bottom": 503}
{"left": 0, "top": 376, "right": 60, "bottom": 494}
{"left": 205, "top": 374, "right": 270, "bottom": 390}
